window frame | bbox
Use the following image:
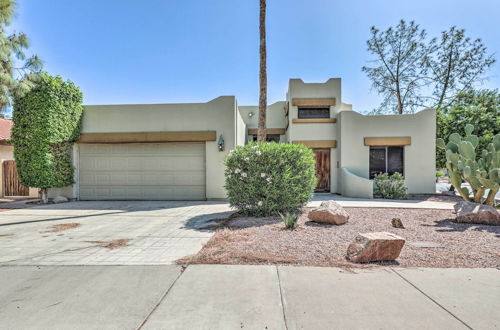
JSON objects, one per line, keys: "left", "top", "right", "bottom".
{"left": 251, "top": 134, "right": 281, "bottom": 143}
{"left": 369, "top": 146, "right": 405, "bottom": 179}
{"left": 297, "top": 107, "right": 330, "bottom": 119}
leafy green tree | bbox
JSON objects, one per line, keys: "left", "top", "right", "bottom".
{"left": 12, "top": 73, "right": 83, "bottom": 203}
{"left": 436, "top": 89, "right": 500, "bottom": 168}
{"left": 0, "top": 0, "right": 42, "bottom": 112}
{"left": 363, "top": 20, "right": 495, "bottom": 114}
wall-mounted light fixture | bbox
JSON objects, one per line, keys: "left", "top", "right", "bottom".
{"left": 218, "top": 134, "right": 225, "bottom": 151}
{"left": 248, "top": 112, "right": 254, "bottom": 117}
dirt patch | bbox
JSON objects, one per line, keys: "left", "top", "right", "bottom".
{"left": 178, "top": 207, "right": 500, "bottom": 268}
{"left": 86, "top": 238, "right": 132, "bottom": 249}
{"left": 44, "top": 223, "right": 81, "bottom": 233}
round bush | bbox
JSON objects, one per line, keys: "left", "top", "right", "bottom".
{"left": 225, "top": 142, "right": 317, "bottom": 216}
{"left": 373, "top": 172, "right": 408, "bottom": 199}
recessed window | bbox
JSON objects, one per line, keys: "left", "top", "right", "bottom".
{"left": 298, "top": 107, "right": 330, "bottom": 119}
{"left": 369, "top": 146, "right": 404, "bottom": 179}
{"left": 251, "top": 134, "right": 280, "bottom": 143}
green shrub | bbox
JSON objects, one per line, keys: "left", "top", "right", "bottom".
{"left": 436, "top": 170, "right": 445, "bottom": 177}
{"left": 224, "top": 142, "right": 317, "bottom": 216}
{"left": 12, "top": 73, "right": 83, "bottom": 202}
{"left": 279, "top": 212, "right": 299, "bottom": 229}
{"left": 373, "top": 172, "right": 408, "bottom": 199}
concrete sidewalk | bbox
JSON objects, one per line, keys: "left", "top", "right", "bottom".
{"left": 0, "top": 265, "right": 498, "bottom": 329}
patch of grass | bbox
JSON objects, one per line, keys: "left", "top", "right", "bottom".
{"left": 86, "top": 238, "right": 132, "bottom": 249}
{"left": 45, "top": 223, "right": 81, "bottom": 233}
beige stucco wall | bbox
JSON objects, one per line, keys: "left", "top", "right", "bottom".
{"left": 341, "top": 167, "right": 373, "bottom": 199}
{"left": 287, "top": 79, "right": 343, "bottom": 193}
{"left": 239, "top": 102, "right": 287, "bottom": 142}
{"left": 49, "top": 96, "right": 237, "bottom": 200}
{"left": 338, "top": 108, "right": 436, "bottom": 195}
{"left": 235, "top": 101, "right": 247, "bottom": 147}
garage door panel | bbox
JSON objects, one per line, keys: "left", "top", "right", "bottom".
{"left": 79, "top": 143, "right": 206, "bottom": 200}
{"left": 174, "top": 173, "right": 205, "bottom": 185}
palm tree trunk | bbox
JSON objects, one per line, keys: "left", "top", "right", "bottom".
{"left": 257, "top": 0, "right": 267, "bottom": 142}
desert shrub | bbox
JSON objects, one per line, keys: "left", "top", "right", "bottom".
{"left": 225, "top": 142, "right": 317, "bottom": 216}
{"left": 279, "top": 212, "right": 299, "bottom": 229}
{"left": 373, "top": 172, "right": 408, "bottom": 199}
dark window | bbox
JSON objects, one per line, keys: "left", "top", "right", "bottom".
{"left": 369, "top": 146, "right": 404, "bottom": 179}
{"left": 298, "top": 107, "right": 330, "bottom": 119}
{"left": 369, "top": 148, "right": 386, "bottom": 179}
{"left": 251, "top": 134, "right": 280, "bottom": 143}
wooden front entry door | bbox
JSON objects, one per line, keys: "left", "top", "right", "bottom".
{"left": 313, "top": 149, "right": 330, "bottom": 192}
{"left": 3, "top": 160, "right": 29, "bottom": 197}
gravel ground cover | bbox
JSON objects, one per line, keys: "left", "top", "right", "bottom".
{"left": 178, "top": 208, "right": 500, "bottom": 268}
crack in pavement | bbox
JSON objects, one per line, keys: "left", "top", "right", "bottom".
{"left": 391, "top": 269, "right": 472, "bottom": 329}
{"left": 275, "top": 266, "right": 289, "bottom": 330}
{"left": 135, "top": 265, "right": 186, "bottom": 330}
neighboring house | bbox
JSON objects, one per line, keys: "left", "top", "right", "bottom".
{"left": 0, "top": 118, "right": 38, "bottom": 198}
{"left": 49, "top": 78, "right": 436, "bottom": 201}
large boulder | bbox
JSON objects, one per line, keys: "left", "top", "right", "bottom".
{"left": 454, "top": 201, "right": 500, "bottom": 226}
{"left": 308, "top": 201, "right": 349, "bottom": 225}
{"left": 347, "top": 232, "right": 405, "bottom": 263}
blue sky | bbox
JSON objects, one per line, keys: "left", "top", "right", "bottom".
{"left": 12, "top": 0, "right": 500, "bottom": 112}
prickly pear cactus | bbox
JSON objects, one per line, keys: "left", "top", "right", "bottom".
{"left": 436, "top": 124, "right": 500, "bottom": 206}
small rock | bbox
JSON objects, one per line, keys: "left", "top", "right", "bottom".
{"left": 52, "top": 196, "right": 69, "bottom": 204}
{"left": 391, "top": 218, "right": 405, "bottom": 229}
{"left": 347, "top": 232, "right": 405, "bottom": 263}
{"left": 308, "top": 201, "right": 349, "bottom": 225}
{"left": 454, "top": 201, "right": 500, "bottom": 226}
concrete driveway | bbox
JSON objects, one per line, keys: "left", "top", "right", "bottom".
{"left": 0, "top": 201, "right": 232, "bottom": 265}
{"left": 0, "top": 196, "right": 456, "bottom": 266}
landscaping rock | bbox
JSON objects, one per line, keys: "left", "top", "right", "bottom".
{"left": 391, "top": 218, "right": 405, "bottom": 229}
{"left": 454, "top": 201, "right": 500, "bottom": 226}
{"left": 308, "top": 201, "right": 349, "bottom": 225}
{"left": 52, "top": 196, "right": 69, "bottom": 204}
{"left": 346, "top": 232, "right": 405, "bottom": 263}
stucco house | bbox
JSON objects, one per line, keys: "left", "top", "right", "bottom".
{"left": 49, "top": 78, "right": 436, "bottom": 200}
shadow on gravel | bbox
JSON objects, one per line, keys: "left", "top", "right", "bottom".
{"left": 425, "top": 218, "right": 500, "bottom": 238}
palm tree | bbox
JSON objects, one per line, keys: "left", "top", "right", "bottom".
{"left": 257, "top": 0, "right": 267, "bottom": 142}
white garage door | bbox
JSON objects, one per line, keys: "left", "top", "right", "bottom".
{"left": 79, "top": 143, "right": 206, "bottom": 200}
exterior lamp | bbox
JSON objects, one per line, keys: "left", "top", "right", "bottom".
{"left": 218, "top": 134, "right": 225, "bottom": 151}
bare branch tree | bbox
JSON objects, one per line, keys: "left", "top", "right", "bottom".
{"left": 428, "top": 26, "right": 496, "bottom": 110}
{"left": 363, "top": 21, "right": 495, "bottom": 114}
{"left": 362, "top": 20, "right": 430, "bottom": 114}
